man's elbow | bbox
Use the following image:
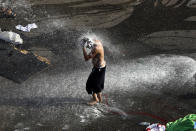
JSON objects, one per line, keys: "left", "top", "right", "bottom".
{"left": 84, "top": 57, "right": 90, "bottom": 61}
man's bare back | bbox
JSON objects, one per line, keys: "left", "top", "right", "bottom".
{"left": 91, "top": 40, "right": 106, "bottom": 68}
{"left": 83, "top": 40, "right": 106, "bottom": 67}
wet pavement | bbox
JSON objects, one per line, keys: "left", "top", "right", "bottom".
{"left": 0, "top": 0, "right": 196, "bottom": 131}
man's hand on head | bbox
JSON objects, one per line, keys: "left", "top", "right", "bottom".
{"left": 81, "top": 41, "right": 86, "bottom": 48}
{"left": 83, "top": 47, "right": 97, "bottom": 61}
{"left": 80, "top": 37, "right": 87, "bottom": 48}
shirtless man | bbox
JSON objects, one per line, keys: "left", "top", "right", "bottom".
{"left": 81, "top": 37, "right": 106, "bottom": 105}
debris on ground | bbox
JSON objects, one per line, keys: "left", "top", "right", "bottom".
{"left": 33, "top": 53, "right": 51, "bottom": 65}
{"left": 166, "top": 114, "right": 196, "bottom": 131}
{"left": 139, "top": 122, "right": 151, "bottom": 126}
{"left": 0, "top": 29, "right": 23, "bottom": 44}
{"left": 13, "top": 47, "right": 51, "bottom": 64}
{"left": 146, "top": 123, "right": 165, "bottom": 131}
{"left": 14, "top": 47, "right": 29, "bottom": 55}
{"left": 0, "top": 7, "right": 16, "bottom": 18}
{"left": 16, "top": 23, "right": 38, "bottom": 32}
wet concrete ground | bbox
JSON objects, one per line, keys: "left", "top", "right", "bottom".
{"left": 0, "top": 0, "right": 196, "bottom": 130}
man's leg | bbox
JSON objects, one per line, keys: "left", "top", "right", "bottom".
{"left": 88, "top": 93, "right": 99, "bottom": 105}
{"left": 93, "top": 93, "right": 99, "bottom": 102}
{"left": 97, "top": 92, "right": 102, "bottom": 103}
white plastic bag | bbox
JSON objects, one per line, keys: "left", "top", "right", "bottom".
{"left": 16, "top": 23, "right": 38, "bottom": 32}
{"left": 0, "top": 29, "right": 23, "bottom": 44}
{"left": 146, "top": 123, "right": 165, "bottom": 131}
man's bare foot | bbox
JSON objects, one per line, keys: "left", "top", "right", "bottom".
{"left": 87, "top": 100, "right": 99, "bottom": 106}
{"left": 98, "top": 97, "right": 102, "bottom": 103}
{"left": 97, "top": 93, "right": 102, "bottom": 103}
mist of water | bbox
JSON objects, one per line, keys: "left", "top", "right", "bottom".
{"left": 78, "top": 32, "right": 121, "bottom": 55}
{"left": 187, "top": 0, "right": 196, "bottom": 7}
{"left": 0, "top": 54, "right": 195, "bottom": 99}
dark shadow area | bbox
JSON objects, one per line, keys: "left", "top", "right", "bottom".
{"left": 108, "top": 0, "right": 196, "bottom": 41}
{"left": 0, "top": 97, "right": 87, "bottom": 107}
{"left": 0, "top": 41, "right": 48, "bottom": 83}
{"left": 178, "top": 93, "right": 196, "bottom": 99}
{"left": 31, "top": 0, "right": 132, "bottom": 20}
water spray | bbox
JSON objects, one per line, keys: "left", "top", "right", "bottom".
{"left": 80, "top": 37, "right": 95, "bottom": 49}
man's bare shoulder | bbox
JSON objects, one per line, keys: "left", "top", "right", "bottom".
{"left": 94, "top": 45, "right": 102, "bottom": 53}
{"left": 93, "top": 40, "right": 104, "bottom": 54}
{"left": 94, "top": 40, "right": 103, "bottom": 45}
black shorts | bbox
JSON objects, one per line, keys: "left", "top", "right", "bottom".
{"left": 86, "top": 66, "right": 106, "bottom": 94}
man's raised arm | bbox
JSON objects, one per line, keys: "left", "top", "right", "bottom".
{"left": 83, "top": 47, "right": 96, "bottom": 61}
